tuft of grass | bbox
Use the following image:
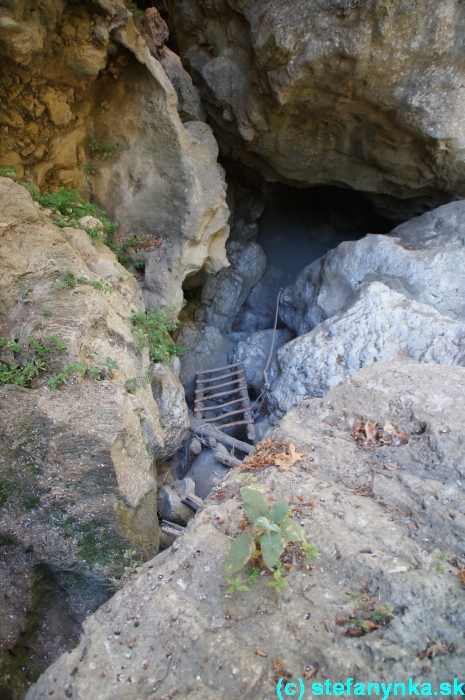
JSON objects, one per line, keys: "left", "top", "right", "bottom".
{"left": 0, "top": 166, "right": 16, "bottom": 178}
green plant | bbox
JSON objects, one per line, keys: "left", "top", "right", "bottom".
{"left": 25, "top": 185, "right": 118, "bottom": 236}
{"left": 43, "top": 308, "right": 52, "bottom": 317}
{"left": 0, "top": 335, "right": 67, "bottom": 388}
{"left": 83, "top": 161, "right": 95, "bottom": 175}
{"left": 131, "top": 307, "right": 185, "bottom": 365}
{"left": 104, "top": 357, "right": 119, "bottom": 378}
{"left": 0, "top": 166, "right": 16, "bottom": 178}
{"left": 267, "top": 564, "right": 288, "bottom": 593}
{"left": 89, "top": 139, "right": 124, "bottom": 161}
{"left": 124, "top": 0, "right": 144, "bottom": 18}
{"left": 225, "top": 574, "right": 250, "bottom": 594}
{"left": 122, "top": 549, "right": 143, "bottom": 577}
{"left": 22, "top": 285, "right": 35, "bottom": 304}
{"left": 59, "top": 269, "right": 78, "bottom": 288}
{"left": 225, "top": 489, "right": 312, "bottom": 583}
{"left": 125, "top": 378, "right": 139, "bottom": 394}
{"left": 48, "top": 362, "right": 86, "bottom": 388}
{"left": 28, "top": 335, "right": 67, "bottom": 356}
{"left": 433, "top": 552, "right": 448, "bottom": 576}
{"left": 91, "top": 279, "right": 114, "bottom": 294}
{"left": 87, "top": 227, "right": 103, "bottom": 244}
{"left": 302, "top": 542, "right": 320, "bottom": 559}
{"left": 87, "top": 366, "right": 101, "bottom": 380}
{"left": 133, "top": 261, "right": 145, "bottom": 271}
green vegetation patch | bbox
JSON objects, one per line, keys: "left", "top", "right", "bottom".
{"left": 131, "top": 306, "right": 185, "bottom": 365}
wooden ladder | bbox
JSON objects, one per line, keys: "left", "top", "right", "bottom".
{"left": 194, "top": 361, "right": 255, "bottom": 440}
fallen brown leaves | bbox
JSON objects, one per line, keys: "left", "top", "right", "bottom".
{"left": 417, "top": 639, "right": 455, "bottom": 661}
{"left": 270, "top": 657, "right": 292, "bottom": 686}
{"left": 459, "top": 568, "right": 465, "bottom": 588}
{"left": 351, "top": 420, "right": 409, "bottom": 449}
{"left": 338, "top": 593, "right": 394, "bottom": 637}
{"left": 243, "top": 438, "right": 305, "bottom": 472}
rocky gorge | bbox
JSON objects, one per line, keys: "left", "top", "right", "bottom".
{"left": 0, "top": 1, "right": 464, "bottom": 698}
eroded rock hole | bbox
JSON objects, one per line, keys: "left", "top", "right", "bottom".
{"left": 177, "top": 183, "right": 393, "bottom": 435}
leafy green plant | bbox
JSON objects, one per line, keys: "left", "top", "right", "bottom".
{"left": 43, "top": 308, "right": 52, "bottom": 317}
{"left": 22, "top": 285, "right": 35, "bottom": 304}
{"left": 267, "top": 564, "right": 288, "bottom": 593}
{"left": 25, "top": 185, "right": 118, "bottom": 236}
{"left": 133, "top": 261, "right": 145, "bottom": 271}
{"left": 225, "top": 574, "right": 250, "bottom": 594}
{"left": 0, "top": 166, "right": 16, "bottom": 178}
{"left": 0, "top": 335, "right": 67, "bottom": 387}
{"left": 89, "top": 139, "right": 124, "bottom": 160}
{"left": 104, "top": 357, "right": 119, "bottom": 378}
{"left": 131, "top": 307, "right": 185, "bottom": 365}
{"left": 87, "top": 366, "right": 101, "bottom": 380}
{"left": 302, "top": 542, "right": 320, "bottom": 559}
{"left": 58, "top": 269, "right": 78, "bottom": 288}
{"left": 83, "top": 161, "right": 95, "bottom": 175}
{"left": 124, "top": 0, "right": 144, "bottom": 19}
{"left": 48, "top": 362, "right": 87, "bottom": 388}
{"left": 433, "top": 551, "right": 448, "bottom": 576}
{"left": 122, "top": 549, "right": 143, "bottom": 577}
{"left": 225, "top": 488, "right": 312, "bottom": 583}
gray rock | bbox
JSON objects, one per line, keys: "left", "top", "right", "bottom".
{"left": 235, "top": 264, "right": 288, "bottom": 333}
{"left": 233, "top": 327, "right": 294, "bottom": 393}
{"left": 151, "top": 363, "right": 189, "bottom": 457}
{"left": 184, "top": 443, "right": 229, "bottom": 499}
{"left": 201, "top": 240, "right": 267, "bottom": 333}
{"left": 281, "top": 201, "right": 465, "bottom": 336}
{"left": 159, "top": 46, "right": 206, "bottom": 123}
{"left": 172, "top": 0, "right": 465, "bottom": 214}
{"left": 270, "top": 281, "right": 465, "bottom": 415}
{"left": 26, "top": 362, "right": 465, "bottom": 699}
{"left": 156, "top": 479, "right": 196, "bottom": 526}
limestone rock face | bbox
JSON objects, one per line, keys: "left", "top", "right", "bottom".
{"left": 171, "top": 0, "right": 465, "bottom": 214}
{"left": 0, "top": 177, "right": 173, "bottom": 566}
{"left": 281, "top": 201, "right": 465, "bottom": 336}
{"left": 269, "top": 281, "right": 465, "bottom": 415}
{"left": 26, "top": 362, "right": 465, "bottom": 699}
{"left": 0, "top": 0, "right": 229, "bottom": 310}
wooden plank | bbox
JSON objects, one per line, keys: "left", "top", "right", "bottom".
{"left": 196, "top": 369, "right": 245, "bottom": 384}
{"left": 195, "top": 385, "right": 245, "bottom": 402}
{"left": 195, "top": 396, "right": 250, "bottom": 412}
{"left": 214, "top": 451, "right": 243, "bottom": 468}
{"left": 189, "top": 416, "right": 254, "bottom": 454}
{"left": 181, "top": 494, "right": 203, "bottom": 511}
{"left": 196, "top": 361, "right": 243, "bottom": 375}
{"left": 202, "top": 407, "right": 251, "bottom": 423}
{"left": 195, "top": 377, "right": 244, "bottom": 394}
{"left": 216, "top": 418, "right": 254, "bottom": 429}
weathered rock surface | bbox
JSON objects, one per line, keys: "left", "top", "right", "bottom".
{"left": 270, "top": 281, "right": 465, "bottom": 416}
{"left": 0, "top": 0, "right": 230, "bottom": 310}
{"left": 0, "top": 177, "right": 188, "bottom": 692}
{"left": 27, "top": 362, "right": 465, "bottom": 699}
{"left": 171, "top": 0, "right": 465, "bottom": 214}
{"left": 233, "top": 327, "right": 294, "bottom": 393}
{"left": 281, "top": 201, "right": 465, "bottom": 336}
{"left": 201, "top": 240, "right": 267, "bottom": 333}
{"left": 235, "top": 265, "right": 288, "bottom": 333}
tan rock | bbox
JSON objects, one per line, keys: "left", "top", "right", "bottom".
{"left": 47, "top": 127, "right": 86, "bottom": 169}
{"left": 33, "top": 160, "right": 54, "bottom": 186}
{"left": 41, "top": 86, "right": 73, "bottom": 126}
{"left": 0, "top": 151, "right": 24, "bottom": 179}
{"left": 0, "top": 105, "right": 24, "bottom": 129}
{"left": 31, "top": 143, "right": 46, "bottom": 160}
{"left": 24, "top": 120, "right": 39, "bottom": 135}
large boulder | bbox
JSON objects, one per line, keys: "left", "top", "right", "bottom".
{"left": 233, "top": 327, "right": 294, "bottom": 393}
{"left": 26, "top": 362, "right": 465, "bottom": 699}
{"left": 171, "top": 0, "right": 465, "bottom": 216}
{"left": 281, "top": 201, "right": 465, "bottom": 336}
{"left": 201, "top": 240, "right": 267, "bottom": 333}
{"left": 270, "top": 281, "right": 465, "bottom": 416}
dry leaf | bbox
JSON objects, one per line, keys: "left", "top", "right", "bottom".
{"left": 304, "top": 668, "right": 317, "bottom": 680}
{"left": 383, "top": 422, "right": 409, "bottom": 445}
{"left": 365, "top": 421, "right": 379, "bottom": 440}
{"left": 255, "top": 649, "right": 267, "bottom": 657}
{"left": 275, "top": 443, "right": 305, "bottom": 471}
{"left": 335, "top": 617, "right": 346, "bottom": 626}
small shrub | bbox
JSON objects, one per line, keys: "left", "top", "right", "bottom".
{"left": 83, "top": 161, "right": 95, "bottom": 175}
{"left": 0, "top": 335, "right": 68, "bottom": 387}
{"left": 125, "top": 378, "right": 139, "bottom": 393}
{"left": 48, "top": 362, "right": 87, "bottom": 388}
{"left": 131, "top": 307, "right": 185, "bottom": 365}
{"left": 28, "top": 335, "right": 67, "bottom": 356}
{"left": 0, "top": 166, "right": 16, "bottom": 178}
{"left": 43, "top": 308, "right": 52, "bottom": 317}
